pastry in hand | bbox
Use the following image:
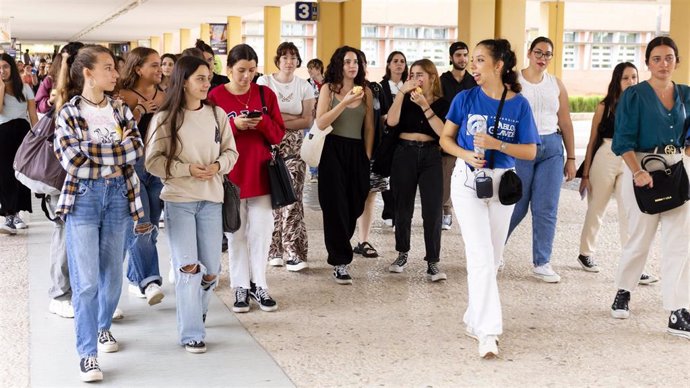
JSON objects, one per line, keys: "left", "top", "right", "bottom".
{"left": 351, "top": 85, "right": 363, "bottom": 94}
{"left": 414, "top": 87, "right": 423, "bottom": 94}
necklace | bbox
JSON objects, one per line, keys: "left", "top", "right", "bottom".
{"left": 81, "top": 94, "right": 107, "bottom": 107}
{"left": 652, "top": 82, "right": 672, "bottom": 99}
{"left": 230, "top": 86, "right": 252, "bottom": 109}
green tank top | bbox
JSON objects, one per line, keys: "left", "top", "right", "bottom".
{"left": 330, "top": 95, "right": 365, "bottom": 139}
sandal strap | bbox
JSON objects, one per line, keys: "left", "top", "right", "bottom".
{"left": 360, "top": 241, "right": 377, "bottom": 254}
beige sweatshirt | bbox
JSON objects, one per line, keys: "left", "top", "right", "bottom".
{"left": 145, "top": 104, "right": 238, "bottom": 203}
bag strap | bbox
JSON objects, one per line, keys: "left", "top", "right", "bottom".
{"left": 486, "top": 87, "right": 508, "bottom": 170}
{"left": 40, "top": 195, "right": 59, "bottom": 222}
{"left": 258, "top": 85, "right": 268, "bottom": 114}
{"left": 640, "top": 154, "right": 670, "bottom": 171}
{"left": 678, "top": 85, "right": 689, "bottom": 146}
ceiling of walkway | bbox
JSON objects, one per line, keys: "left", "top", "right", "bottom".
{"left": 1, "top": 0, "right": 298, "bottom": 42}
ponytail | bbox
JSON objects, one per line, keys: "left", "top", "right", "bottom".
{"left": 55, "top": 45, "right": 115, "bottom": 111}
{"left": 477, "top": 38, "right": 522, "bottom": 93}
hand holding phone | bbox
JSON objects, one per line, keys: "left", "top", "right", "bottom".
{"left": 245, "top": 111, "right": 262, "bottom": 118}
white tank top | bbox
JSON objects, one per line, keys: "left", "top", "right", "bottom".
{"left": 518, "top": 71, "right": 560, "bottom": 135}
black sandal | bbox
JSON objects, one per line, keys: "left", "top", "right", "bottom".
{"left": 357, "top": 241, "right": 378, "bottom": 258}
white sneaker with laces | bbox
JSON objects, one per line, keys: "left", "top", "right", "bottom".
{"left": 269, "top": 257, "right": 284, "bottom": 267}
{"left": 128, "top": 284, "right": 145, "bottom": 298}
{"left": 49, "top": 298, "right": 74, "bottom": 318}
{"left": 532, "top": 263, "right": 561, "bottom": 283}
{"left": 13, "top": 215, "right": 27, "bottom": 229}
{"left": 144, "top": 283, "right": 164, "bottom": 306}
{"left": 478, "top": 335, "right": 499, "bottom": 359}
{"left": 0, "top": 216, "right": 17, "bottom": 235}
{"left": 441, "top": 214, "right": 452, "bottom": 230}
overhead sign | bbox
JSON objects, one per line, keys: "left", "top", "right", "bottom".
{"left": 295, "top": 2, "right": 318, "bottom": 21}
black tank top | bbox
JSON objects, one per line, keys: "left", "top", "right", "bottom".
{"left": 598, "top": 103, "right": 615, "bottom": 139}
{"left": 129, "top": 87, "right": 160, "bottom": 140}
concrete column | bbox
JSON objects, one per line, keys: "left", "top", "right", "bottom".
{"left": 200, "top": 23, "right": 210, "bottom": 44}
{"left": 342, "top": 0, "right": 362, "bottom": 49}
{"left": 457, "top": 0, "right": 496, "bottom": 49}
{"left": 671, "top": 0, "right": 690, "bottom": 83}
{"left": 317, "top": 0, "right": 342, "bottom": 62}
{"left": 227, "top": 16, "right": 243, "bottom": 51}
{"left": 180, "top": 28, "right": 191, "bottom": 50}
{"left": 495, "top": 0, "right": 526, "bottom": 70}
{"left": 163, "top": 33, "right": 173, "bottom": 54}
{"left": 264, "top": 6, "right": 281, "bottom": 74}
{"left": 150, "top": 36, "right": 161, "bottom": 53}
{"left": 129, "top": 41, "right": 138, "bottom": 50}
{"left": 539, "top": 0, "right": 564, "bottom": 78}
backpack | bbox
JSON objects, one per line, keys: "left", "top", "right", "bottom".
{"left": 13, "top": 109, "right": 67, "bottom": 196}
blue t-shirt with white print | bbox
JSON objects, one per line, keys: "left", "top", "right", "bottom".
{"left": 446, "top": 86, "right": 540, "bottom": 169}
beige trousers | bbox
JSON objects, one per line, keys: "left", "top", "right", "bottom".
{"left": 579, "top": 140, "right": 628, "bottom": 256}
{"left": 616, "top": 152, "right": 690, "bottom": 311}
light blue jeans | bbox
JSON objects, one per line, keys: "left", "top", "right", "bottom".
{"left": 508, "top": 132, "right": 564, "bottom": 267}
{"left": 66, "top": 176, "right": 132, "bottom": 358}
{"left": 164, "top": 200, "right": 222, "bottom": 345}
{"left": 126, "top": 159, "right": 164, "bottom": 291}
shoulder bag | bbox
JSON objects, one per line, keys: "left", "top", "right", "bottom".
{"left": 486, "top": 88, "right": 523, "bottom": 205}
{"left": 211, "top": 106, "right": 241, "bottom": 233}
{"left": 633, "top": 154, "right": 690, "bottom": 214}
{"left": 301, "top": 88, "right": 334, "bottom": 167}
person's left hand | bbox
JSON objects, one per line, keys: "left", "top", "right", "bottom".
{"left": 410, "top": 90, "right": 428, "bottom": 110}
{"left": 564, "top": 160, "right": 577, "bottom": 181}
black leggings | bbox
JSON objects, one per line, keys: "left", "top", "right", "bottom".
{"left": 389, "top": 141, "right": 443, "bottom": 262}
{"left": 318, "top": 135, "right": 370, "bottom": 266}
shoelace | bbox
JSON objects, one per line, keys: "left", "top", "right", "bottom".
{"left": 335, "top": 265, "right": 349, "bottom": 276}
{"left": 236, "top": 287, "right": 248, "bottom": 301}
{"left": 614, "top": 291, "right": 629, "bottom": 307}
{"left": 582, "top": 256, "right": 595, "bottom": 266}
{"left": 393, "top": 254, "right": 407, "bottom": 266}
{"left": 429, "top": 263, "right": 440, "bottom": 274}
{"left": 83, "top": 356, "right": 99, "bottom": 370}
{"left": 98, "top": 330, "right": 115, "bottom": 343}
{"left": 187, "top": 340, "right": 203, "bottom": 347}
{"left": 256, "top": 287, "right": 271, "bottom": 301}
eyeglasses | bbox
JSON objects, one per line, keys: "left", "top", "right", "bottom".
{"left": 532, "top": 49, "right": 554, "bottom": 60}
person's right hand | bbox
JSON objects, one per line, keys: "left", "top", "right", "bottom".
{"left": 342, "top": 88, "right": 365, "bottom": 105}
{"left": 463, "top": 150, "right": 486, "bottom": 169}
{"left": 401, "top": 79, "right": 418, "bottom": 94}
{"left": 139, "top": 99, "right": 158, "bottom": 114}
{"left": 190, "top": 164, "right": 214, "bottom": 180}
{"left": 234, "top": 115, "right": 262, "bottom": 130}
{"left": 0, "top": 80, "right": 5, "bottom": 94}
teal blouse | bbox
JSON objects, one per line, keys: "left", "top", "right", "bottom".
{"left": 612, "top": 81, "right": 690, "bottom": 155}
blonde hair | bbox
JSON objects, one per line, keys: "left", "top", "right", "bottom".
{"left": 409, "top": 59, "right": 443, "bottom": 100}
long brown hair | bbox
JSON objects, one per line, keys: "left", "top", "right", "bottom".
{"left": 55, "top": 45, "right": 115, "bottom": 111}
{"left": 409, "top": 59, "right": 443, "bottom": 100}
{"left": 151, "top": 56, "right": 212, "bottom": 178}
{"left": 119, "top": 47, "right": 159, "bottom": 90}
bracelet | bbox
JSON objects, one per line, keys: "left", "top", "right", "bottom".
{"left": 633, "top": 170, "right": 646, "bottom": 178}
{"left": 567, "top": 157, "right": 575, "bottom": 160}
{"left": 426, "top": 113, "right": 436, "bottom": 120}
{"left": 423, "top": 107, "right": 431, "bottom": 114}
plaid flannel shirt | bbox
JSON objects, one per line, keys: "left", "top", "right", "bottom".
{"left": 53, "top": 95, "right": 144, "bottom": 220}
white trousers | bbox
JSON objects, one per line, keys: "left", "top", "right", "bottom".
{"left": 226, "top": 195, "right": 274, "bottom": 290}
{"left": 616, "top": 153, "right": 690, "bottom": 311}
{"left": 579, "top": 140, "right": 628, "bottom": 255}
{"left": 451, "top": 163, "right": 514, "bottom": 338}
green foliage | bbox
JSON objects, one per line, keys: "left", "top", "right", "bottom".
{"left": 568, "top": 96, "right": 602, "bottom": 113}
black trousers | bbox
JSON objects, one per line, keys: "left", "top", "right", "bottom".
{"left": 0, "top": 119, "right": 32, "bottom": 216}
{"left": 318, "top": 135, "right": 370, "bottom": 266}
{"left": 381, "top": 189, "right": 395, "bottom": 222}
{"left": 389, "top": 141, "right": 442, "bottom": 262}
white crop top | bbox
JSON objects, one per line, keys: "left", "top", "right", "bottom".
{"left": 518, "top": 71, "right": 560, "bottom": 135}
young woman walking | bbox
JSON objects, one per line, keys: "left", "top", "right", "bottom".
{"left": 53, "top": 45, "right": 144, "bottom": 382}
{"left": 146, "top": 55, "right": 238, "bottom": 353}
{"left": 208, "top": 44, "right": 285, "bottom": 311}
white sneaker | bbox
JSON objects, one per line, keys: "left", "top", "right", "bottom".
{"left": 269, "top": 257, "right": 284, "bottom": 267}
{"left": 478, "top": 335, "right": 499, "bottom": 359}
{"left": 441, "top": 215, "right": 452, "bottom": 230}
{"left": 144, "top": 283, "right": 164, "bottom": 306}
{"left": 532, "top": 263, "right": 561, "bottom": 283}
{"left": 639, "top": 273, "right": 659, "bottom": 285}
{"left": 383, "top": 219, "right": 394, "bottom": 227}
{"left": 13, "top": 215, "right": 27, "bottom": 229}
{"left": 49, "top": 298, "right": 74, "bottom": 318}
{"left": 112, "top": 307, "right": 124, "bottom": 320}
{"left": 128, "top": 284, "right": 145, "bottom": 298}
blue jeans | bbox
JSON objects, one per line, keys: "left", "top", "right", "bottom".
{"left": 303, "top": 128, "right": 318, "bottom": 177}
{"left": 126, "top": 160, "right": 164, "bottom": 290}
{"left": 66, "top": 176, "right": 132, "bottom": 358}
{"left": 508, "top": 133, "right": 564, "bottom": 266}
{"left": 164, "top": 201, "right": 222, "bottom": 344}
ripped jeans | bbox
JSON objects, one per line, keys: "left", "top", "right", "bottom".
{"left": 164, "top": 200, "right": 222, "bottom": 344}
{"left": 126, "top": 160, "right": 164, "bottom": 291}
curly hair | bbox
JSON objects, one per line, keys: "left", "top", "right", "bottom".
{"left": 323, "top": 46, "right": 366, "bottom": 95}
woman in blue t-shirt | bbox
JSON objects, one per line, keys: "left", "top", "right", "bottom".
{"left": 440, "top": 39, "right": 539, "bottom": 359}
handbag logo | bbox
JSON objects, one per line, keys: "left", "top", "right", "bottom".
{"left": 655, "top": 196, "right": 672, "bottom": 202}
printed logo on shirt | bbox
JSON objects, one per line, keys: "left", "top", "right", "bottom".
{"left": 466, "top": 114, "right": 488, "bottom": 136}
{"left": 466, "top": 114, "right": 518, "bottom": 142}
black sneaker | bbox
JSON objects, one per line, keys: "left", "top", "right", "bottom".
{"left": 286, "top": 258, "right": 308, "bottom": 272}
{"left": 97, "top": 329, "right": 118, "bottom": 352}
{"left": 389, "top": 252, "right": 408, "bottom": 273}
{"left": 426, "top": 262, "right": 447, "bottom": 282}
{"left": 0, "top": 216, "right": 17, "bottom": 235}
{"left": 611, "top": 289, "right": 630, "bottom": 319}
{"left": 250, "top": 286, "right": 278, "bottom": 312}
{"left": 333, "top": 265, "right": 353, "bottom": 285}
{"left": 233, "top": 287, "right": 250, "bottom": 313}
{"left": 667, "top": 308, "right": 690, "bottom": 339}
{"left": 185, "top": 340, "right": 207, "bottom": 353}
{"left": 79, "top": 356, "right": 103, "bottom": 382}
{"left": 577, "top": 254, "right": 600, "bottom": 273}
{"left": 639, "top": 273, "right": 659, "bottom": 285}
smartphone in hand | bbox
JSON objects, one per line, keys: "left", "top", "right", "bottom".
{"left": 246, "top": 111, "right": 262, "bottom": 118}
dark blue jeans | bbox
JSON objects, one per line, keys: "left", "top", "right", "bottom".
{"left": 126, "top": 159, "right": 164, "bottom": 290}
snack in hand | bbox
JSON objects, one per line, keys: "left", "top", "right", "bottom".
{"left": 414, "top": 87, "right": 423, "bottom": 94}
{"left": 351, "top": 86, "right": 363, "bottom": 95}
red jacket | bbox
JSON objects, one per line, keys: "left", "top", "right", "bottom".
{"left": 208, "top": 83, "right": 285, "bottom": 199}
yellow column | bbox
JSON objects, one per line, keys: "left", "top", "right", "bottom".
{"left": 227, "top": 16, "right": 243, "bottom": 50}
{"left": 200, "top": 23, "right": 210, "bottom": 44}
{"left": 342, "top": 0, "right": 361, "bottom": 49}
{"left": 540, "top": 0, "right": 564, "bottom": 78}
{"left": 264, "top": 6, "right": 281, "bottom": 74}
{"left": 495, "top": 0, "right": 526, "bottom": 70}
{"left": 163, "top": 33, "right": 173, "bottom": 53}
{"left": 180, "top": 28, "right": 191, "bottom": 50}
{"left": 671, "top": 0, "right": 690, "bottom": 83}
{"left": 317, "top": 0, "right": 342, "bottom": 61}
{"left": 129, "top": 41, "right": 138, "bottom": 50}
{"left": 150, "top": 36, "right": 161, "bottom": 53}
{"left": 457, "top": 0, "right": 496, "bottom": 49}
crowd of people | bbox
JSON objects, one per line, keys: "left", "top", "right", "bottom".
{"left": 1, "top": 34, "right": 689, "bottom": 382}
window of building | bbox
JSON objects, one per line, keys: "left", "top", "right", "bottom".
{"left": 564, "top": 31, "right": 576, "bottom": 43}
{"left": 591, "top": 44, "right": 613, "bottom": 69}
{"left": 618, "top": 32, "right": 638, "bottom": 44}
{"left": 282, "top": 23, "right": 306, "bottom": 36}
{"left": 393, "top": 27, "right": 418, "bottom": 39}
{"left": 362, "top": 25, "right": 377, "bottom": 38}
{"left": 616, "top": 45, "right": 637, "bottom": 65}
{"left": 243, "top": 36, "right": 264, "bottom": 66}
{"left": 361, "top": 39, "right": 378, "bottom": 66}
{"left": 563, "top": 44, "right": 577, "bottom": 69}
{"left": 592, "top": 32, "right": 614, "bottom": 44}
